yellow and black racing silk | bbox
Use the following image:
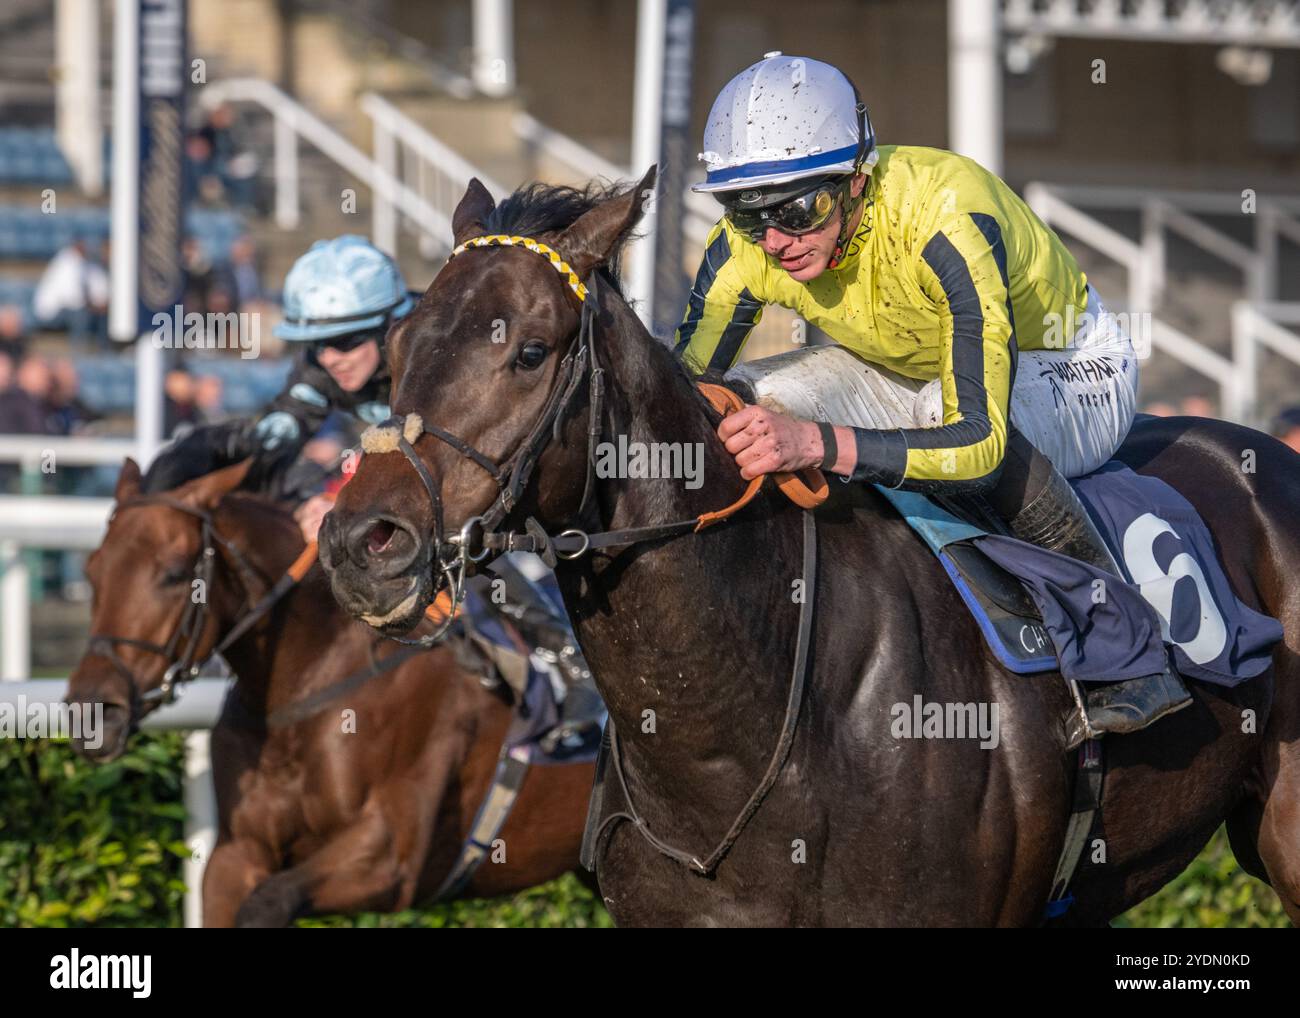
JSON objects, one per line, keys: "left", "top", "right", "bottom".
{"left": 674, "top": 145, "right": 1089, "bottom": 491}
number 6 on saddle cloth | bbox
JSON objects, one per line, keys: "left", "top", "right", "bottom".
{"left": 874, "top": 457, "right": 1281, "bottom": 689}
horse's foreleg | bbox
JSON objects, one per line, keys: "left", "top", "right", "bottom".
{"left": 202, "top": 838, "right": 274, "bottom": 928}
{"left": 234, "top": 810, "right": 405, "bottom": 927}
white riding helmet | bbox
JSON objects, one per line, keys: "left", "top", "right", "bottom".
{"left": 693, "top": 52, "right": 876, "bottom": 196}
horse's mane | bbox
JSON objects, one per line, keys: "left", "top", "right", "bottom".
{"left": 484, "top": 179, "right": 636, "bottom": 294}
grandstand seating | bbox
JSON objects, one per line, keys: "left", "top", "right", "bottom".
{"left": 73, "top": 355, "right": 292, "bottom": 416}
{"left": 0, "top": 126, "right": 73, "bottom": 186}
{"left": 0, "top": 205, "right": 246, "bottom": 264}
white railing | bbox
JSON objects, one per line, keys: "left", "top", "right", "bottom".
{"left": 199, "top": 79, "right": 456, "bottom": 255}
{"left": 360, "top": 93, "right": 508, "bottom": 259}
{"left": 0, "top": 435, "right": 135, "bottom": 469}
{"left": 1003, "top": 0, "right": 1300, "bottom": 47}
{"left": 1032, "top": 183, "right": 1300, "bottom": 306}
{"left": 1232, "top": 302, "right": 1300, "bottom": 425}
{"left": 0, "top": 487, "right": 223, "bottom": 928}
{"left": 509, "top": 110, "right": 717, "bottom": 248}
{"left": 0, "top": 495, "right": 111, "bottom": 681}
{"left": 1026, "top": 182, "right": 1300, "bottom": 423}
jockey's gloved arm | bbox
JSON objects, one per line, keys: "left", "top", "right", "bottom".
{"left": 846, "top": 215, "right": 1015, "bottom": 494}
{"left": 239, "top": 349, "right": 340, "bottom": 464}
{"left": 141, "top": 353, "right": 335, "bottom": 494}
{"left": 673, "top": 222, "right": 765, "bottom": 374}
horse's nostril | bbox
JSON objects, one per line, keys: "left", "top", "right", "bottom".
{"left": 367, "top": 520, "right": 397, "bottom": 554}
{"left": 344, "top": 514, "right": 420, "bottom": 575}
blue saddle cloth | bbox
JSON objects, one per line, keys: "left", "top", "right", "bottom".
{"left": 876, "top": 460, "right": 1283, "bottom": 687}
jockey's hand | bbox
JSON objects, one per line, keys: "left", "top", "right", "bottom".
{"left": 293, "top": 493, "right": 335, "bottom": 544}
{"left": 718, "top": 405, "right": 824, "bottom": 480}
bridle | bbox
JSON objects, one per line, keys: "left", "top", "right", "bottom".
{"left": 86, "top": 495, "right": 286, "bottom": 708}
{"left": 363, "top": 233, "right": 827, "bottom": 651}
{"left": 356, "top": 229, "right": 828, "bottom": 879}
{"left": 361, "top": 234, "right": 607, "bottom": 647}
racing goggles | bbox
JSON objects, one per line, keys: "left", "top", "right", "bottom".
{"left": 723, "top": 177, "right": 852, "bottom": 242}
{"left": 314, "top": 328, "right": 382, "bottom": 354}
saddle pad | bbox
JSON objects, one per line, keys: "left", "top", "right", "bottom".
{"left": 875, "top": 461, "right": 1284, "bottom": 687}
{"left": 875, "top": 486, "right": 1057, "bottom": 674}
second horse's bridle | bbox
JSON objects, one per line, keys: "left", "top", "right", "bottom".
{"left": 86, "top": 495, "right": 279, "bottom": 707}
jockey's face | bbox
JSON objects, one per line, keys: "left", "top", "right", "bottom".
{"left": 759, "top": 172, "right": 868, "bottom": 282}
{"left": 316, "top": 337, "right": 381, "bottom": 392}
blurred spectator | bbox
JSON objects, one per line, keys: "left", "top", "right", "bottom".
{"left": 181, "top": 236, "right": 215, "bottom": 315}
{"left": 164, "top": 367, "right": 200, "bottom": 437}
{"left": 0, "top": 302, "right": 28, "bottom": 355}
{"left": 1180, "top": 394, "right": 1217, "bottom": 419}
{"left": 1270, "top": 407, "right": 1300, "bottom": 455}
{"left": 185, "top": 130, "right": 222, "bottom": 205}
{"left": 185, "top": 105, "right": 261, "bottom": 211}
{"left": 194, "top": 373, "right": 225, "bottom": 422}
{"left": 1141, "top": 401, "right": 1177, "bottom": 417}
{"left": 206, "top": 103, "right": 260, "bottom": 210}
{"left": 47, "top": 357, "right": 99, "bottom": 435}
{"left": 229, "top": 235, "right": 266, "bottom": 308}
{"left": 0, "top": 352, "right": 54, "bottom": 434}
{"left": 32, "top": 237, "right": 109, "bottom": 345}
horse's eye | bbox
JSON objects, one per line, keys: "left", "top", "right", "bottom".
{"left": 516, "top": 341, "right": 549, "bottom": 370}
{"left": 160, "top": 564, "right": 189, "bottom": 586}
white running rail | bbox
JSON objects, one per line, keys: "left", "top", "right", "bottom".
{"left": 1232, "top": 302, "right": 1300, "bottom": 426}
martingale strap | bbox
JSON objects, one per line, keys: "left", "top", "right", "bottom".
{"left": 584, "top": 508, "right": 820, "bottom": 876}
{"left": 433, "top": 744, "right": 533, "bottom": 901}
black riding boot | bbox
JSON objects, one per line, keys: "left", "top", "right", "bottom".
{"left": 988, "top": 430, "right": 1191, "bottom": 743}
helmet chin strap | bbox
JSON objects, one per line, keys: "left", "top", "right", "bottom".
{"left": 827, "top": 186, "right": 866, "bottom": 270}
{"left": 826, "top": 96, "right": 872, "bottom": 271}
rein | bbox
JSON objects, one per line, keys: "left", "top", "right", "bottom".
{"left": 358, "top": 231, "right": 829, "bottom": 877}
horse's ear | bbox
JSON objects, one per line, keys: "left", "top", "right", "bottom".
{"left": 556, "top": 165, "right": 657, "bottom": 280}
{"left": 115, "top": 458, "right": 142, "bottom": 503}
{"left": 179, "top": 458, "right": 254, "bottom": 509}
{"left": 452, "top": 178, "right": 496, "bottom": 247}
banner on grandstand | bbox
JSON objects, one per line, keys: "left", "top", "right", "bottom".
{"left": 135, "top": 0, "right": 187, "bottom": 333}
{"left": 650, "top": 0, "right": 695, "bottom": 337}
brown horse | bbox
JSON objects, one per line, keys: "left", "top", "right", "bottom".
{"left": 320, "top": 172, "right": 1300, "bottom": 926}
{"left": 65, "top": 458, "right": 595, "bottom": 927}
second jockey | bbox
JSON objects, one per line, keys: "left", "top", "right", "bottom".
{"left": 143, "top": 236, "right": 600, "bottom": 747}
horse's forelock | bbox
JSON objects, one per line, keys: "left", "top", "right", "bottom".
{"left": 478, "top": 180, "right": 637, "bottom": 293}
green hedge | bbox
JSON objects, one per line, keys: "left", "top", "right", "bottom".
{"left": 0, "top": 733, "right": 189, "bottom": 927}
{"left": 0, "top": 734, "right": 1286, "bottom": 928}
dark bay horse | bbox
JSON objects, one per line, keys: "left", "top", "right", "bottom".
{"left": 320, "top": 170, "right": 1300, "bottom": 927}
{"left": 66, "top": 458, "right": 594, "bottom": 926}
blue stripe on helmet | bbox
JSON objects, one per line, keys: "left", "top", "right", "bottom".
{"left": 704, "top": 143, "right": 861, "bottom": 184}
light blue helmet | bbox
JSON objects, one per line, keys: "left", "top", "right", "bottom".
{"left": 273, "top": 235, "right": 415, "bottom": 342}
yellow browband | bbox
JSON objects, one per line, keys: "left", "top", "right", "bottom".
{"left": 447, "top": 234, "right": 589, "bottom": 304}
